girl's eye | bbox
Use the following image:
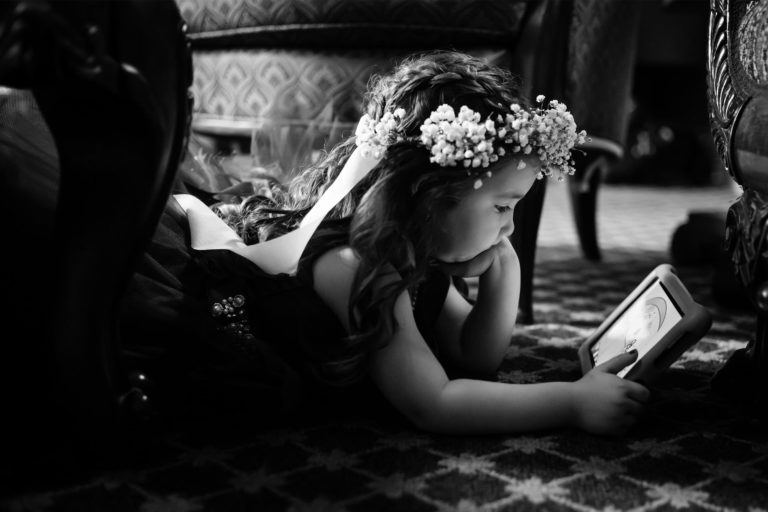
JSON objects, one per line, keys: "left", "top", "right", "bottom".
{"left": 495, "top": 204, "right": 513, "bottom": 213}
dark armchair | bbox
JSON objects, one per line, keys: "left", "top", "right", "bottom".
{"left": 0, "top": 0, "right": 193, "bottom": 460}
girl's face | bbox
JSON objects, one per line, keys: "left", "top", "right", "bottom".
{"left": 432, "top": 158, "right": 539, "bottom": 263}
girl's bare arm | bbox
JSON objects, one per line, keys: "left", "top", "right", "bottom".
{"left": 371, "top": 290, "right": 648, "bottom": 435}
{"left": 370, "top": 287, "right": 576, "bottom": 434}
{"left": 435, "top": 238, "right": 521, "bottom": 376}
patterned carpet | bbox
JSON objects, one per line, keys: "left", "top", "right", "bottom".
{"left": 4, "top": 182, "right": 767, "bottom": 512}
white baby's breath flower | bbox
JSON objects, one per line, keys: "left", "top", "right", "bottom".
{"left": 419, "top": 104, "right": 502, "bottom": 170}
{"left": 356, "top": 108, "right": 406, "bottom": 157}
{"left": 359, "top": 95, "right": 586, "bottom": 184}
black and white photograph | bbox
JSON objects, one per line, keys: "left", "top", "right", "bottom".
{"left": 2, "top": 0, "right": 767, "bottom": 510}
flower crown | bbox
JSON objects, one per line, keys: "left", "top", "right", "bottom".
{"left": 355, "top": 95, "right": 588, "bottom": 188}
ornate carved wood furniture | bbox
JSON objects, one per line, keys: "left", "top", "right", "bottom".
{"left": 175, "top": 0, "right": 639, "bottom": 323}
{"left": 707, "top": 0, "right": 768, "bottom": 409}
{"left": 0, "top": 0, "right": 193, "bottom": 458}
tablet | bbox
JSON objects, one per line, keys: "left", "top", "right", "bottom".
{"left": 578, "top": 264, "right": 712, "bottom": 384}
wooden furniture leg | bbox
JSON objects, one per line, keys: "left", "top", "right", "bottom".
{"left": 513, "top": 149, "right": 609, "bottom": 324}
{"left": 568, "top": 149, "right": 611, "bottom": 262}
{"left": 711, "top": 190, "right": 768, "bottom": 419}
{"left": 512, "top": 177, "right": 546, "bottom": 325}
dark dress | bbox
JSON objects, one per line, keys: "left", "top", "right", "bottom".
{"left": 119, "top": 197, "right": 450, "bottom": 420}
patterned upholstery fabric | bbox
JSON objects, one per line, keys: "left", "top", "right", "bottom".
{"left": 177, "top": 0, "right": 528, "bottom": 47}
{"left": 191, "top": 49, "right": 386, "bottom": 182}
{"left": 176, "top": 0, "right": 638, "bottom": 186}
{"left": 192, "top": 49, "right": 512, "bottom": 126}
{"left": 566, "top": 0, "right": 641, "bottom": 148}
{"left": 189, "top": 47, "right": 512, "bottom": 182}
{"left": 192, "top": 50, "right": 391, "bottom": 132}
{"left": 174, "top": 0, "right": 528, "bottom": 183}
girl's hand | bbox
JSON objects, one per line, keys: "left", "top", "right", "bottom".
{"left": 572, "top": 351, "right": 650, "bottom": 436}
{"left": 438, "top": 238, "right": 517, "bottom": 278}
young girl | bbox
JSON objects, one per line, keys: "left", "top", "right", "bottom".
{"left": 122, "top": 51, "right": 649, "bottom": 436}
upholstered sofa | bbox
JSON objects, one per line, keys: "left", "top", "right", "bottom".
{"left": 175, "top": 0, "right": 642, "bottom": 322}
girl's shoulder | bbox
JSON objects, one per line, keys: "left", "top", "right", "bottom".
{"left": 312, "top": 246, "right": 403, "bottom": 332}
{"left": 314, "top": 245, "right": 360, "bottom": 274}
{"left": 313, "top": 246, "right": 360, "bottom": 300}
{"left": 312, "top": 245, "right": 360, "bottom": 333}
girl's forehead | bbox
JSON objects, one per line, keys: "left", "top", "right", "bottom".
{"left": 487, "top": 158, "right": 539, "bottom": 192}
{"left": 454, "top": 160, "right": 537, "bottom": 207}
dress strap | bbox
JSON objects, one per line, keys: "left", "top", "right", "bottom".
{"left": 174, "top": 146, "right": 380, "bottom": 275}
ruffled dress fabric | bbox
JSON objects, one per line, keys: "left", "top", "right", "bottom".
{"left": 120, "top": 198, "right": 450, "bottom": 419}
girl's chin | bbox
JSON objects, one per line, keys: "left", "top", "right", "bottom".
{"left": 434, "top": 256, "right": 471, "bottom": 265}
{"left": 434, "top": 245, "right": 495, "bottom": 265}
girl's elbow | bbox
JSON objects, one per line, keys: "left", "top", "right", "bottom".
{"left": 476, "top": 358, "right": 503, "bottom": 378}
{"left": 457, "top": 336, "right": 508, "bottom": 377}
{"left": 409, "top": 406, "right": 450, "bottom": 434}
{"left": 410, "top": 402, "right": 470, "bottom": 435}
{"left": 460, "top": 354, "right": 503, "bottom": 379}
{"left": 400, "top": 392, "right": 451, "bottom": 434}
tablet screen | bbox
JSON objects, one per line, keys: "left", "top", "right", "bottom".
{"left": 590, "top": 279, "right": 683, "bottom": 378}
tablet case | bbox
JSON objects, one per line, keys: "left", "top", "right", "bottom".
{"left": 578, "top": 264, "right": 712, "bottom": 384}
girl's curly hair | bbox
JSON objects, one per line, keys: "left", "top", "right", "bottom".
{"left": 217, "top": 51, "right": 525, "bottom": 385}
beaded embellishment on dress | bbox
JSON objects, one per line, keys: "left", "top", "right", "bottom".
{"left": 210, "top": 293, "right": 256, "bottom": 344}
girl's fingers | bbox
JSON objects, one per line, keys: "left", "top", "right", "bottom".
{"left": 595, "top": 350, "right": 638, "bottom": 374}
{"left": 624, "top": 382, "right": 651, "bottom": 403}
{"left": 622, "top": 399, "right": 645, "bottom": 416}
{"left": 617, "top": 413, "right": 639, "bottom": 430}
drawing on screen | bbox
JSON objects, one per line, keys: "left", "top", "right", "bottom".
{"left": 623, "top": 296, "right": 667, "bottom": 352}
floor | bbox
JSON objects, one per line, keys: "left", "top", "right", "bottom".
{"left": 537, "top": 180, "right": 741, "bottom": 258}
